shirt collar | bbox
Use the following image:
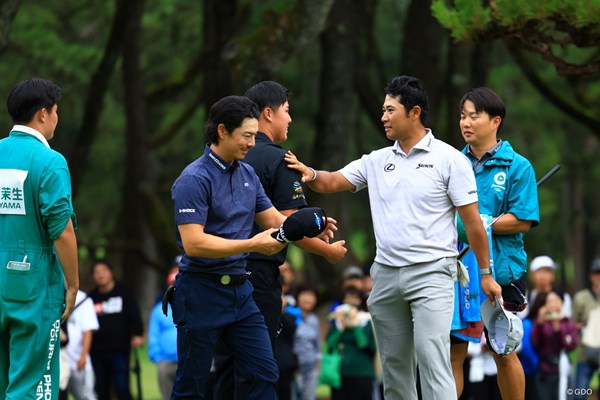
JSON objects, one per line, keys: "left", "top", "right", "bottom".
{"left": 256, "top": 131, "right": 272, "bottom": 143}
{"left": 10, "top": 125, "right": 50, "bottom": 148}
{"left": 392, "top": 129, "right": 434, "bottom": 155}
{"left": 413, "top": 129, "right": 434, "bottom": 151}
{"left": 204, "top": 144, "right": 237, "bottom": 172}
{"left": 467, "top": 139, "right": 503, "bottom": 160}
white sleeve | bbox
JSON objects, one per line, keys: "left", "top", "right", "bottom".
{"left": 76, "top": 298, "right": 100, "bottom": 332}
{"left": 447, "top": 152, "right": 478, "bottom": 207}
{"left": 339, "top": 155, "right": 369, "bottom": 192}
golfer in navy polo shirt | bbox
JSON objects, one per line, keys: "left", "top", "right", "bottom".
{"left": 170, "top": 96, "right": 292, "bottom": 400}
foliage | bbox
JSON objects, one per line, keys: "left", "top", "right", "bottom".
{"left": 432, "top": 0, "right": 600, "bottom": 76}
{"left": 0, "top": 0, "right": 598, "bottom": 302}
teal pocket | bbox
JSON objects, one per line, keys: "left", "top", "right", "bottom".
{"left": 1, "top": 263, "right": 40, "bottom": 302}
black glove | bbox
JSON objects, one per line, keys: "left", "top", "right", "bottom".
{"left": 271, "top": 207, "right": 328, "bottom": 243}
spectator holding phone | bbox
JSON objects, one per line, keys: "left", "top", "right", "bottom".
{"left": 531, "top": 291, "right": 578, "bottom": 400}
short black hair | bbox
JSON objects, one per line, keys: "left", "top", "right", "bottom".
{"left": 459, "top": 87, "right": 506, "bottom": 133}
{"left": 384, "top": 75, "right": 429, "bottom": 125}
{"left": 91, "top": 259, "right": 114, "bottom": 272}
{"left": 7, "top": 78, "right": 61, "bottom": 124}
{"left": 527, "top": 292, "right": 547, "bottom": 320}
{"left": 205, "top": 95, "right": 260, "bottom": 144}
{"left": 244, "top": 81, "right": 290, "bottom": 112}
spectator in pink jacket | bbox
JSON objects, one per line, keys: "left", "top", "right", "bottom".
{"left": 531, "top": 291, "right": 578, "bottom": 400}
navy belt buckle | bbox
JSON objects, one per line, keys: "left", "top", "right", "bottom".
{"left": 220, "top": 275, "right": 232, "bottom": 285}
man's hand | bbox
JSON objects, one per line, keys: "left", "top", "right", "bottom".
{"left": 319, "top": 216, "right": 339, "bottom": 243}
{"left": 324, "top": 240, "right": 347, "bottom": 264}
{"left": 284, "top": 151, "right": 313, "bottom": 182}
{"left": 61, "top": 286, "right": 78, "bottom": 322}
{"left": 252, "top": 228, "right": 288, "bottom": 255}
{"left": 480, "top": 275, "right": 502, "bottom": 305}
{"left": 77, "top": 354, "right": 87, "bottom": 371}
{"left": 131, "top": 335, "right": 144, "bottom": 348}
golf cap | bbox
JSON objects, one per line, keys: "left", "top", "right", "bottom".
{"left": 530, "top": 255, "right": 556, "bottom": 273}
{"left": 271, "top": 207, "right": 327, "bottom": 243}
{"left": 481, "top": 296, "right": 524, "bottom": 356}
{"left": 590, "top": 258, "right": 600, "bottom": 274}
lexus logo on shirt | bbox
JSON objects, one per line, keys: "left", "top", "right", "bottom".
{"left": 384, "top": 163, "right": 395, "bottom": 172}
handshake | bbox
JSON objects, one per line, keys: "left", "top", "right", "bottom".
{"left": 271, "top": 207, "right": 328, "bottom": 243}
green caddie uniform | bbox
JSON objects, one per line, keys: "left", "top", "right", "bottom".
{"left": 0, "top": 126, "right": 75, "bottom": 400}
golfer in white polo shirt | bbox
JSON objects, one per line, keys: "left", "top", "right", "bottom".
{"left": 285, "top": 75, "right": 502, "bottom": 400}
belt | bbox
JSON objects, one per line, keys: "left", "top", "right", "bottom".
{"left": 193, "top": 271, "right": 247, "bottom": 286}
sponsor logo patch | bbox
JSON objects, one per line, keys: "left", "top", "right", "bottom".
{"left": 491, "top": 172, "right": 507, "bottom": 192}
{"left": 416, "top": 163, "right": 434, "bottom": 169}
{"left": 0, "top": 169, "right": 28, "bottom": 215}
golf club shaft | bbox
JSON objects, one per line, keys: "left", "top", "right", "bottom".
{"left": 458, "top": 164, "right": 561, "bottom": 260}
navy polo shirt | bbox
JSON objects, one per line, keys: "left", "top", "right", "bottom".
{"left": 242, "top": 132, "right": 308, "bottom": 265}
{"left": 171, "top": 145, "right": 273, "bottom": 274}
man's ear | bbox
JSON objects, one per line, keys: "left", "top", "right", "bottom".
{"left": 217, "top": 123, "right": 228, "bottom": 139}
{"left": 35, "top": 108, "right": 46, "bottom": 123}
{"left": 492, "top": 116, "right": 502, "bottom": 129}
{"left": 262, "top": 107, "right": 273, "bottom": 122}
{"left": 410, "top": 106, "right": 421, "bottom": 120}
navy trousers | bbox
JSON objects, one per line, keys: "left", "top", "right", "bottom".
{"left": 213, "top": 262, "right": 283, "bottom": 399}
{"left": 170, "top": 272, "right": 278, "bottom": 400}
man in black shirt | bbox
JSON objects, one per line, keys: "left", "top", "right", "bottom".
{"left": 89, "top": 260, "right": 144, "bottom": 400}
{"left": 213, "top": 81, "right": 347, "bottom": 399}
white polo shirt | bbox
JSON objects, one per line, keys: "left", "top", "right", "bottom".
{"left": 339, "top": 130, "right": 478, "bottom": 267}
{"left": 66, "top": 290, "right": 100, "bottom": 366}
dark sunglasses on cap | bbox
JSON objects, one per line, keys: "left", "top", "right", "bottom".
{"left": 502, "top": 283, "right": 528, "bottom": 313}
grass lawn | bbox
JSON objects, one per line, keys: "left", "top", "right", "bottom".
{"left": 73, "top": 346, "right": 599, "bottom": 400}
{"left": 129, "top": 346, "right": 161, "bottom": 400}
{"left": 66, "top": 344, "right": 334, "bottom": 400}
{"left": 64, "top": 345, "right": 161, "bottom": 400}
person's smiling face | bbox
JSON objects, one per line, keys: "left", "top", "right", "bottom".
{"left": 218, "top": 117, "right": 259, "bottom": 162}
{"left": 459, "top": 99, "right": 499, "bottom": 147}
{"left": 270, "top": 101, "right": 292, "bottom": 142}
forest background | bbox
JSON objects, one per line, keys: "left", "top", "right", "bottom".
{"left": 0, "top": 0, "right": 598, "bottom": 320}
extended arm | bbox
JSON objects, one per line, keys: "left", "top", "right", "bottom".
{"left": 284, "top": 151, "right": 355, "bottom": 193}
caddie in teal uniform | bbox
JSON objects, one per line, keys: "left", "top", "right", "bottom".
{"left": 0, "top": 78, "right": 79, "bottom": 400}
{"left": 453, "top": 87, "right": 540, "bottom": 400}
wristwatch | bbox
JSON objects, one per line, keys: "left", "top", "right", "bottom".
{"left": 479, "top": 268, "right": 492, "bottom": 276}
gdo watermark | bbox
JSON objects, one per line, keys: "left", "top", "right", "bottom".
{"left": 567, "top": 388, "right": 593, "bottom": 396}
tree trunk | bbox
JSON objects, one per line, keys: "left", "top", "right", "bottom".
{"left": 69, "top": 0, "right": 139, "bottom": 196}
{"left": 401, "top": 0, "right": 445, "bottom": 130}
{"left": 119, "top": 0, "right": 159, "bottom": 321}
{"left": 0, "top": 0, "right": 21, "bottom": 55}
{"left": 200, "top": 0, "right": 237, "bottom": 107}
{"left": 309, "top": 0, "right": 369, "bottom": 298}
